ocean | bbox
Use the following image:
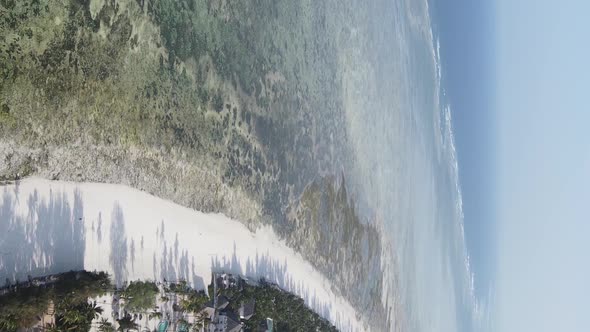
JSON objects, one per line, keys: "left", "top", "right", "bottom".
{"left": 338, "top": 0, "right": 486, "bottom": 330}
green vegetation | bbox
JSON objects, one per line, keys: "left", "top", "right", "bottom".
{"left": 97, "top": 317, "right": 115, "bottom": 332}
{"left": 169, "top": 281, "right": 209, "bottom": 330}
{"left": 120, "top": 280, "right": 158, "bottom": 312}
{"left": 0, "top": 270, "right": 340, "bottom": 331}
{"left": 0, "top": 271, "right": 111, "bottom": 331}
{"left": 218, "top": 281, "right": 338, "bottom": 332}
{"left": 173, "top": 281, "right": 208, "bottom": 313}
{"left": 55, "top": 300, "right": 104, "bottom": 331}
{"left": 116, "top": 313, "right": 138, "bottom": 331}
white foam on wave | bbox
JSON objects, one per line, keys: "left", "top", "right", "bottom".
{"left": 369, "top": 1, "right": 482, "bottom": 331}
{"left": 428, "top": 6, "right": 492, "bottom": 330}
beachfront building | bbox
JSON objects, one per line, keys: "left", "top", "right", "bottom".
{"left": 217, "top": 295, "right": 230, "bottom": 310}
{"left": 239, "top": 300, "right": 255, "bottom": 320}
{"left": 208, "top": 311, "right": 242, "bottom": 332}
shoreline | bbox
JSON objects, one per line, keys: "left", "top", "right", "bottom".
{"left": 0, "top": 177, "right": 366, "bottom": 331}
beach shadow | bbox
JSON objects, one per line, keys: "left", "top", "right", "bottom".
{"left": 109, "top": 202, "right": 128, "bottom": 287}
{"left": 97, "top": 212, "right": 103, "bottom": 244}
{"left": 130, "top": 238, "right": 135, "bottom": 272}
{"left": 191, "top": 256, "right": 205, "bottom": 291}
{"left": 0, "top": 186, "right": 86, "bottom": 285}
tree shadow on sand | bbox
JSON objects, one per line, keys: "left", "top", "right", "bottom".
{"left": 109, "top": 202, "right": 128, "bottom": 287}
{"left": 0, "top": 184, "right": 86, "bottom": 285}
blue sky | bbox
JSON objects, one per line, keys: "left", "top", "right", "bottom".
{"left": 496, "top": 0, "right": 590, "bottom": 331}
{"left": 432, "top": 0, "right": 496, "bottom": 300}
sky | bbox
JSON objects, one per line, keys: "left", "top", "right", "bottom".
{"left": 432, "top": 0, "right": 496, "bottom": 300}
{"left": 496, "top": 0, "right": 590, "bottom": 331}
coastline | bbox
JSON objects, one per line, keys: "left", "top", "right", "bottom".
{"left": 0, "top": 177, "right": 365, "bottom": 331}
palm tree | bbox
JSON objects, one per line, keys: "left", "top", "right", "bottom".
{"left": 83, "top": 301, "right": 104, "bottom": 321}
{"left": 180, "top": 293, "right": 207, "bottom": 314}
{"left": 191, "top": 311, "right": 209, "bottom": 332}
{"left": 61, "top": 309, "right": 86, "bottom": 328}
{"left": 98, "top": 318, "right": 115, "bottom": 332}
{"left": 0, "top": 315, "right": 18, "bottom": 331}
{"left": 117, "top": 314, "right": 138, "bottom": 331}
{"left": 55, "top": 301, "right": 103, "bottom": 331}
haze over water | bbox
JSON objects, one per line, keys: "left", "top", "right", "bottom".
{"left": 340, "top": 0, "right": 488, "bottom": 330}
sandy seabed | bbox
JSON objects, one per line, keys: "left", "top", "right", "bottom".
{"left": 0, "top": 178, "right": 365, "bottom": 331}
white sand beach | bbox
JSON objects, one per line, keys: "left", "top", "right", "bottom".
{"left": 0, "top": 178, "right": 366, "bottom": 331}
